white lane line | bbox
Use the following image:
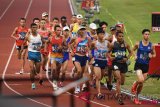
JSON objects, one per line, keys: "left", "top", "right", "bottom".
{"left": 68, "top": 0, "right": 74, "bottom": 15}
{"left": 2, "top": 0, "right": 52, "bottom": 107}
{"left": 0, "top": 0, "right": 15, "bottom": 20}
{"left": 48, "top": 0, "right": 51, "bottom": 21}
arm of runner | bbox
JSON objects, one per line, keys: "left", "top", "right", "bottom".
{"left": 11, "top": 27, "right": 19, "bottom": 40}
{"left": 132, "top": 42, "right": 139, "bottom": 60}
{"left": 149, "top": 44, "right": 156, "bottom": 58}
{"left": 122, "top": 43, "right": 132, "bottom": 62}
{"left": 69, "top": 38, "right": 76, "bottom": 56}
{"left": 108, "top": 43, "right": 115, "bottom": 61}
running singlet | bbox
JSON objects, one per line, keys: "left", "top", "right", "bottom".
{"left": 72, "top": 23, "right": 79, "bottom": 33}
{"left": 136, "top": 41, "right": 152, "bottom": 64}
{"left": 38, "top": 29, "right": 50, "bottom": 54}
{"left": 76, "top": 37, "right": 88, "bottom": 55}
{"left": 50, "top": 35, "right": 63, "bottom": 58}
{"left": 63, "top": 37, "right": 71, "bottom": 52}
{"left": 94, "top": 40, "right": 108, "bottom": 60}
{"left": 28, "top": 33, "right": 42, "bottom": 52}
{"left": 112, "top": 41, "right": 127, "bottom": 62}
{"left": 16, "top": 26, "right": 28, "bottom": 46}
{"left": 38, "top": 29, "right": 50, "bottom": 40}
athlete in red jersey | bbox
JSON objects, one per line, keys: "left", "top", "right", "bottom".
{"left": 48, "top": 25, "right": 66, "bottom": 90}
{"left": 38, "top": 19, "right": 52, "bottom": 85}
{"left": 11, "top": 18, "right": 28, "bottom": 74}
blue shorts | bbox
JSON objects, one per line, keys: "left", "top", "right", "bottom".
{"left": 28, "top": 51, "right": 41, "bottom": 62}
{"left": 63, "top": 52, "right": 69, "bottom": 63}
{"left": 74, "top": 54, "right": 88, "bottom": 67}
{"left": 93, "top": 59, "right": 107, "bottom": 69}
{"left": 50, "top": 57, "right": 63, "bottom": 64}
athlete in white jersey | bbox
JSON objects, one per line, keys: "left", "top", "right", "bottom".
{"left": 24, "top": 23, "right": 44, "bottom": 89}
{"left": 91, "top": 28, "right": 110, "bottom": 99}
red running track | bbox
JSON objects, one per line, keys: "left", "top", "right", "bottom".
{"left": 0, "top": 0, "right": 159, "bottom": 107}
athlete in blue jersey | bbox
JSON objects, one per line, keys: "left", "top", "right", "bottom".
{"left": 131, "top": 29, "right": 156, "bottom": 104}
{"left": 109, "top": 31, "right": 132, "bottom": 105}
{"left": 59, "top": 26, "right": 71, "bottom": 87}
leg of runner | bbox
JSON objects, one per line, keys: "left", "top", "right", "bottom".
{"left": 114, "top": 70, "right": 124, "bottom": 105}
{"left": 29, "top": 60, "right": 36, "bottom": 89}
{"left": 51, "top": 60, "right": 58, "bottom": 90}
{"left": 42, "top": 54, "right": 48, "bottom": 71}
{"left": 132, "top": 70, "right": 145, "bottom": 104}
{"left": 74, "top": 61, "right": 82, "bottom": 93}
{"left": 20, "top": 48, "right": 27, "bottom": 74}
{"left": 60, "top": 60, "right": 68, "bottom": 87}
{"left": 16, "top": 48, "right": 22, "bottom": 73}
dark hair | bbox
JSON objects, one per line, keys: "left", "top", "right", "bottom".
{"left": 30, "top": 23, "right": 37, "bottom": 28}
{"left": 99, "top": 21, "right": 108, "bottom": 27}
{"left": 53, "top": 17, "right": 59, "bottom": 21}
{"left": 116, "top": 31, "right": 123, "bottom": 36}
{"left": 61, "top": 16, "right": 67, "bottom": 20}
{"left": 96, "top": 28, "right": 105, "bottom": 34}
{"left": 33, "top": 18, "right": 40, "bottom": 23}
{"left": 20, "top": 18, "right": 26, "bottom": 22}
{"left": 54, "top": 25, "right": 61, "bottom": 31}
{"left": 142, "top": 29, "right": 150, "bottom": 34}
{"left": 40, "top": 18, "right": 46, "bottom": 21}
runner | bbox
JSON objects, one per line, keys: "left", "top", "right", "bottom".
{"left": 109, "top": 31, "right": 132, "bottom": 105}
{"left": 99, "top": 21, "right": 109, "bottom": 37}
{"left": 11, "top": 18, "right": 28, "bottom": 74}
{"left": 60, "top": 16, "right": 69, "bottom": 28}
{"left": 91, "top": 28, "right": 110, "bottom": 99}
{"left": 106, "top": 26, "right": 117, "bottom": 91}
{"left": 60, "top": 26, "right": 71, "bottom": 87}
{"left": 33, "top": 17, "right": 40, "bottom": 28}
{"left": 48, "top": 25, "right": 66, "bottom": 90}
{"left": 24, "top": 23, "right": 43, "bottom": 89}
{"left": 71, "top": 14, "right": 83, "bottom": 37}
{"left": 70, "top": 26, "right": 91, "bottom": 93}
{"left": 42, "top": 12, "right": 50, "bottom": 28}
{"left": 51, "top": 17, "right": 60, "bottom": 31}
{"left": 38, "top": 19, "right": 52, "bottom": 85}
{"left": 131, "top": 29, "right": 156, "bottom": 104}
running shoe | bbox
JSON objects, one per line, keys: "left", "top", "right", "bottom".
{"left": 32, "top": 83, "right": 36, "bottom": 89}
{"left": 133, "top": 98, "right": 142, "bottom": 105}
{"left": 53, "top": 80, "right": 58, "bottom": 91}
{"left": 74, "top": 85, "right": 80, "bottom": 94}
{"left": 116, "top": 94, "right": 124, "bottom": 105}
{"left": 97, "top": 93, "right": 105, "bottom": 100}
{"left": 81, "top": 83, "right": 87, "bottom": 92}
{"left": 19, "top": 69, "right": 24, "bottom": 74}
{"left": 39, "top": 80, "right": 43, "bottom": 85}
{"left": 59, "top": 82, "right": 64, "bottom": 87}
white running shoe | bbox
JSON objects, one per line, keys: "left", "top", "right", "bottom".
{"left": 31, "top": 83, "right": 36, "bottom": 89}
{"left": 52, "top": 80, "right": 58, "bottom": 91}
{"left": 74, "top": 85, "right": 80, "bottom": 94}
{"left": 81, "top": 83, "right": 87, "bottom": 92}
{"left": 70, "top": 67, "right": 75, "bottom": 78}
{"left": 19, "top": 69, "right": 24, "bottom": 74}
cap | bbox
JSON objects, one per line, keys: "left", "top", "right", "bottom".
{"left": 89, "top": 23, "right": 97, "bottom": 29}
{"left": 110, "top": 26, "right": 116, "bottom": 31}
{"left": 42, "top": 12, "right": 48, "bottom": 17}
{"left": 63, "top": 26, "right": 70, "bottom": 31}
{"left": 76, "top": 14, "right": 83, "bottom": 19}
{"left": 78, "top": 25, "right": 86, "bottom": 31}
